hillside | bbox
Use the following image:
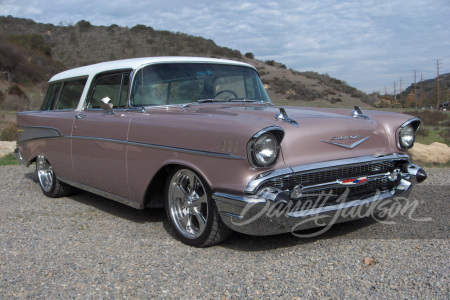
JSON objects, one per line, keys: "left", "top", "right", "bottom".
{"left": 0, "top": 15, "right": 372, "bottom": 112}
{"left": 399, "top": 73, "right": 450, "bottom": 108}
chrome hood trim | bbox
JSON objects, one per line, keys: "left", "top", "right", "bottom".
{"left": 321, "top": 136, "right": 369, "bottom": 149}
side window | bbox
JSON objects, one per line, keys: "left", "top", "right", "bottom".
{"left": 41, "top": 83, "right": 62, "bottom": 110}
{"left": 54, "top": 79, "right": 87, "bottom": 110}
{"left": 89, "top": 72, "right": 129, "bottom": 109}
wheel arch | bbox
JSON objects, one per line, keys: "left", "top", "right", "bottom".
{"left": 142, "top": 161, "right": 213, "bottom": 208}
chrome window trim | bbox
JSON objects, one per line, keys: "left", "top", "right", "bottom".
{"left": 245, "top": 153, "right": 410, "bottom": 194}
{"left": 84, "top": 70, "right": 132, "bottom": 110}
{"left": 128, "top": 62, "right": 263, "bottom": 109}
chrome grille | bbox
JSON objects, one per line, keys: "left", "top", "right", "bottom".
{"left": 263, "top": 160, "right": 403, "bottom": 208}
{"left": 267, "top": 160, "right": 396, "bottom": 189}
{"left": 300, "top": 178, "right": 390, "bottom": 206}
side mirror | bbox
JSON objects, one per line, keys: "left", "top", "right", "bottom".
{"left": 100, "top": 97, "right": 115, "bottom": 115}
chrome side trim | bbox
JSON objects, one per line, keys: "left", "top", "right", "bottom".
{"left": 17, "top": 126, "right": 62, "bottom": 144}
{"left": 20, "top": 131, "right": 245, "bottom": 160}
{"left": 58, "top": 177, "right": 142, "bottom": 209}
{"left": 127, "top": 141, "right": 245, "bottom": 160}
{"left": 245, "top": 153, "right": 410, "bottom": 194}
{"left": 69, "top": 136, "right": 245, "bottom": 159}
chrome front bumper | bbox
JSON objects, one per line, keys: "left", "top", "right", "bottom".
{"left": 213, "top": 155, "right": 427, "bottom": 236}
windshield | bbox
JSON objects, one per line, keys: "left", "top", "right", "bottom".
{"left": 130, "top": 63, "right": 271, "bottom": 106}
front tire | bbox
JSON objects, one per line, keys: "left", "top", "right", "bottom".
{"left": 165, "top": 167, "right": 231, "bottom": 247}
{"left": 36, "top": 155, "right": 74, "bottom": 198}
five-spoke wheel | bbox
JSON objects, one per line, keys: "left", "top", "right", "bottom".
{"left": 165, "top": 167, "right": 231, "bottom": 247}
{"left": 36, "top": 155, "right": 74, "bottom": 198}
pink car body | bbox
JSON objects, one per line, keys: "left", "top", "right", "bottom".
{"left": 15, "top": 57, "right": 427, "bottom": 246}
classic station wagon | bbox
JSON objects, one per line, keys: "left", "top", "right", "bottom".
{"left": 15, "top": 57, "right": 427, "bottom": 247}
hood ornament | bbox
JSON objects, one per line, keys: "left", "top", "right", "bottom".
{"left": 275, "top": 108, "right": 299, "bottom": 127}
{"left": 352, "top": 106, "right": 371, "bottom": 120}
{"left": 322, "top": 135, "right": 369, "bottom": 149}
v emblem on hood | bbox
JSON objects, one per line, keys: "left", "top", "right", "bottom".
{"left": 322, "top": 136, "right": 369, "bottom": 149}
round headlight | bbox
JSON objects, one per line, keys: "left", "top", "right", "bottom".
{"left": 253, "top": 133, "right": 278, "bottom": 166}
{"left": 399, "top": 125, "right": 415, "bottom": 149}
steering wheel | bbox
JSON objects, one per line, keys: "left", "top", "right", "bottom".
{"left": 214, "top": 90, "right": 238, "bottom": 100}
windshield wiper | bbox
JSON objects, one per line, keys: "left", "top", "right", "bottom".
{"left": 229, "top": 99, "right": 257, "bottom": 102}
{"left": 196, "top": 99, "right": 227, "bottom": 103}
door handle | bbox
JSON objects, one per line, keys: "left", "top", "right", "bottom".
{"left": 75, "top": 114, "right": 86, "bottom": 119}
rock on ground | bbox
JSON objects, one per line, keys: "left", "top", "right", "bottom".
{"left": 409, "top": 142, "right": 450, "bottom": 164}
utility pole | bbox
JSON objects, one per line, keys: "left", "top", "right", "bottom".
{"left": 420, "top": 73, "right": 423, "bottom": 108}
{"left": 400, "top": 77, "right": 403, "bottom": 106}
{"left": 437, "top": 59, "right": 440, "bottom": 109}
{"left": 385, "top": 86, "right": 387, "bottom": 96}
{"left": 414, "top": 70, "right": 417, "bottom": 107}
{"left": 394, "top": 81, "right": 396, "bottom": 103}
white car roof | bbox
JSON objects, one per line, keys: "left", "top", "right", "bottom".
{"left": 49, "top": 56, "right": 255, "bottom": 82}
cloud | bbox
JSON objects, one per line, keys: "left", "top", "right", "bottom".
{"left": 1, "top": 0, "right": 449, "bottom": 93}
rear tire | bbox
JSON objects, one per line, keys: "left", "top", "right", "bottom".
{"left": 165, "top": 167, "right": 231, "bottom": 247}
{"left": 36, "top": 155, "right": 75, "bottom": 198}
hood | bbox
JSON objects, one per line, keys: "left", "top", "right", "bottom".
{"left": 184, "top": 104, "right": 408, "bottom": 167}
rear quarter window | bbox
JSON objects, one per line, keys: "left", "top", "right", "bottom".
{"left": 41, "top": 78, "right": 87, "bottom": 111}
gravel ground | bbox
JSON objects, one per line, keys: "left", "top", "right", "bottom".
{"left": 0, "top": 165, "right": 448, "bottom": 299}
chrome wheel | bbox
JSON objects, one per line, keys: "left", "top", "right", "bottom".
{"left": 35, "top": 155, "right": 75, "bottom": 198}
{"left": 37, "top": 155, "right": 53, "bottom": 193}
{"left": 167, "top": 169, "right": 209, "bottom": 239}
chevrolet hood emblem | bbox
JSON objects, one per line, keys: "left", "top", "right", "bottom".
{"left": 322, "top": 135, "right": 369, "bottom": 149}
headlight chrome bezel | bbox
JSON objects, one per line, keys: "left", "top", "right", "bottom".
{"left": 247, "top": 126, "right": 284, "bottom": 168}
{"left": 397, "top": 118, "right": 421, "bottom": 150}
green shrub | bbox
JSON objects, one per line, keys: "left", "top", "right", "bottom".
{"left": 405, "top": 110, "right": 448, "bottom": 127}
{"left": 244, "top": 52, "right": 254, "bottom": 59}
{"left": 8, "top": 34, "right": 52, "bottom": 56}
{"left": 0, "top": 122, "right": 18, "bottom": 141}
{"left": 76, "top": 20, "right": 92, "bottom": 32}
{"left": 265, "top": 60, "right": 275, "bottom": 66}
{"left": 441, "top": 127, "right": 450, "bottom": 143}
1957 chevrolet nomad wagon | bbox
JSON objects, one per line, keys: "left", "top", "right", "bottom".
{"left": 15, "top": 57, "right": 427, "bottom": 247}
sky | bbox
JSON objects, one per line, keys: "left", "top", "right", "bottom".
{"left": 1, "top": 0, "right": 449, "bottom": 94}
